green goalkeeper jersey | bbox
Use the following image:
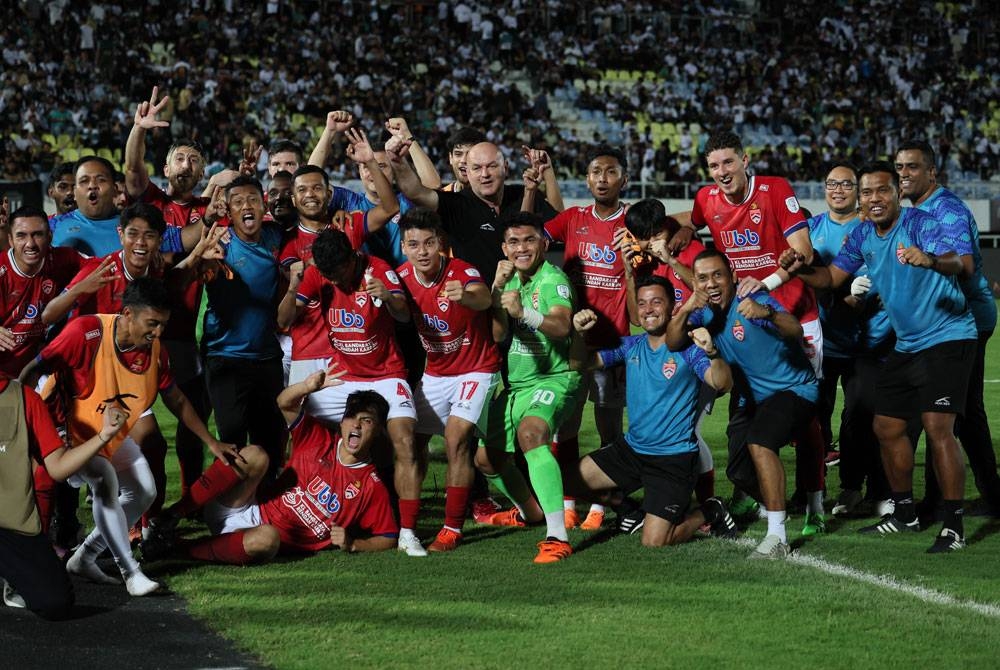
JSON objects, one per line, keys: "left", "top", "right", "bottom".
{"left": 503, "top": 260, "right": 576, "bottom": 386}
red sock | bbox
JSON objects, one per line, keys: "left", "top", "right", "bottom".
{"left": 173, "top": 458, "right": 242, "bottom": 517}
{"left": 795, "top": 418, "right": 826, "bottom": 492}
{"left": 695, "top": 468, "right": 715, "bottom": 504}
{"left": 444, "top": 486, "right": 470, "bottom": 530}
{"left": 398, "top": 498, "right": 421, "bottom": 530}
{"left": 141, "top": 433, "right": 168, "bottom": 526}
{"left": 184, "top": 531, "right": 251, "bottom": 565}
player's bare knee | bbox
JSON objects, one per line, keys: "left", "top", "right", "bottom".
{"left": 873, "top": 415, "right": 905, "bottom": 442}
{"left": 244, "top": 525, "right": 280, "bottom": 561}
{"left": 238, "top": 444, "right": 270, "bottom": 479}
{"left": 474, "top": 447, "right": 502, "bottom": 475}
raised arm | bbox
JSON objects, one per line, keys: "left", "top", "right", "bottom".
{"left": 277, "top": 366, "right": 345, "bottom": 425}
{"left": 385, "top": 138, "right": 439, "bottom": 210}
{"left": 736, "top": 297, "right": 803, "bottom": 340}
{"left": 277, "top": 260, "right": 306, "bottom": 330}
{"left": 523, "top": 146, "right": 564, "bottom": 212}
{"left": 386, "top": 117, "right": 441, "bottom": 190}
{"left": 41, "top": 257, "right": 116, "bottom": 325}
{"left": 688, "top": 327, "right": 733, "bottom": 394}
{"left": 443, "top": 278, "right": 492, "bottom": 311}
{"left": 308, "top": 110, "right": 354, "bottom": 168}
{"left": 778, "top": 248, "right": 850, "bottom": 290}
{"left": 666, "top": 288, "right": 707, "bottom": 349}
{"left": 570, "top": 309, "right": 605, "bottom": 371}
{"left": 124, "top": 86, "right": 170, "bottom": 198}
{"left": 345, "top": 128, "right": 398, "bottom": 231}
{"left": 43, "top": 406, "right": 128, "bottom": 481}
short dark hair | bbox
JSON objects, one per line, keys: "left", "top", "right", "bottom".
{"left": 9, "top": 205, "right": 49, "bottom": 226}
{"left": 827, "top": 162, "right": 859, "bottom": 180}
{"left": 703, "top": 130, "right": 743, "bottom": 157}
{"left": 858, "top": 161, "right": 899, "bottom": 189}
{"left": 586, "top": 145, "right": 628, "bottom": 173}
{"left": 270, "top": 170, "right": 294, "bottom": 184}
{"left": 895, "top": 140, "right": 936, "bottom": 169}
{"left": 292, "top": 164, "right": 329, "bottom": 187}
{"left": 48, "top": 162, "right": 75, "bottom": 188}
{"left": 168, "top": 138, "right": 206, "bottom": 161}
{"left": 501, "top": 211, "right": 545, "bottom": 238}
{"left": 447, "top": 126, "right": 488, "bottom": 153}
{"left": 398, "top": 208, "right": 445, "bottom": 238}
{"left": 122, "top": 276, "right": 171, "bottom": 313}
{"left": 311, "top": 229, "right": 357, "bottom": 280}
{"left": 269, "top": 139, "right": 303, "bottom": 162}
{"left": 344, "top": 390, "right": 389, "bottom": 426}
{"left": 635, "top": 274, "right": 674, "bottom": 304}
{"left": 624, "top": 198, "right": 666, "bottom": 240}
{"left": 119, "top": 202, "right": 166, "bottom": 235}
{"left": 224, "top": 175, "right": 264, "bottom": 199}
{"left": 692, "top": 248, "right": 733, "bottom": 273}
{"left": 74, "top": 155, "right": 116, "bottom": 178}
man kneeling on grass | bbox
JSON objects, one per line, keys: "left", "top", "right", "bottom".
{"left": 142, "top": 371, "right": 398, "bottom": 563}
{"left": 567, "top": 276, "right": 739, "bottom": 547}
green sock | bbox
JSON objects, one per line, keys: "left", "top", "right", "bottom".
{"left": 485, "top": 461, "right": 533, "bottom": 513}
{"left": 524, "top": 446, "right": 565, "bottom": 515}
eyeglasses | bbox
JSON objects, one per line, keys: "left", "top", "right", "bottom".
{"left": 825, "top": 180, "right": 856, "bottom": 191}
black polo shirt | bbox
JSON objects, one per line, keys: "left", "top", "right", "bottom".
{"left": 437, "top": 184, "right": 557, "bottom": 285}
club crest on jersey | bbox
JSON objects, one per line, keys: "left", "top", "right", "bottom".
{"left": 42, "top": 279, "right": 54, "bottom": 295}
{"left": 532, "top": 291, "right": 539, "bottom": 309}
{"left": 732, "top": 319, "right": 745, "bottom": 342}
{"left": 437, "top": 291, "right": 449, "bottom": 312}
{"left": 355, "top": 292, "right": 368, "bottom": 307}
{"left": 749, "top": 203, "right": 762, "bottom": 225}
{"left": 345, "top": 482, "right": 360, "bottom": 500}
{"left": 662, "top": 358, "right": 677, "bottom": 380}
{"left": 896, "top": 242, "right": 906, "bottom": 264}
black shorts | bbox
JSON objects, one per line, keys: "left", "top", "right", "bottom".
{"left": 745, "top": 390, "right": 817, "bottom": 453}
{"left": 875, "top": 339, "right": 976, "bottom": 419}
{"left": 588, "top": 438, "right": 697, "bottom": 524}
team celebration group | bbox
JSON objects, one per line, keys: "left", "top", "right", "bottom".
{"left": 1, "top": 86, "right": 996, "bottom": 620}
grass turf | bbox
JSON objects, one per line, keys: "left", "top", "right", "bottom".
{"left": 143, "top": 311, "right": 1000, "bottom": 669}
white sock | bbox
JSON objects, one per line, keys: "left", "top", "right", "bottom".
{"left": 807, "top": 491, "right": 824, "bottom": 516}
{"left": 588, "top": 504, "right": 605, "bottom": 514}
{"left": 563, "top": 499, "right": 575, "bottom": 511}
{"left": 400, "top": 528, "right": 417, "bottom": 538}
{"left": 544, "top": 511, "right": 569, "bottom": 542}
{"left": 766, "top": 510, "right": 787, "bottom": 543}
{"left": 443, "top": 525, "right": 462, "bottom": 534}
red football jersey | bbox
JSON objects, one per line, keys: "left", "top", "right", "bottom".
{"left": 65, "top": 251, "right": 163, "bottom": 317}
{"left": 545, "top": 204, "right": 629, "bottom": 347}
{"left": 397, "top": 256, "right": 500, "bottom": 376}
{"left": 651, "top": 237, "right": 705, "bottom": 309}
{"left": 295, "top": 256, "right": 406, "bottom": 381}
{"left": 0, "top": 247, "right": 84, "bottom": 377}
{"left": 692, "top": 175, "right": 818, "bottom": 321}
{"left": 259, "top": 414, "right": 398, "bottom": 552}
{"left": 38, "top": 315, "right": 174, "bottom": 401}
{"left": 141, "top": 181, "right": 210, "bottom": 342}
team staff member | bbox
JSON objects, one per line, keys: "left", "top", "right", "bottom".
{"left": 781, "top": 162, "right": 977, "bottom": 553}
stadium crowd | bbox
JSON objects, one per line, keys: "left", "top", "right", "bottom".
{"left": 1, "top": 1, "right": 999, "bottom": 187}
{"left": 0, "top": 1, "right": 998, "bottom": 621}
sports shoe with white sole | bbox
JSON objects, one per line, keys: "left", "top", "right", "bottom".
{"left": 3, "top": 579, "right": 26, "bottom": 608}
{"left": 748, "top": 534, "right": 790, "bottom": 560}
{"left": 858, "top": 515, "right": 920, "bottom": 535}
{"left": 67, "top": 547, "right": 120, "bottom": 585}
{"left": 926, "top": 527, "right": 966, "bottom": 554}
{"left": 832, "top": 489, "right": 863, "bottom": 517}
{"left": 397, "top": 531, "right": 428, "bottom": 557}
{"left": 617, "top": 508, "right": 645, "bottom": 535}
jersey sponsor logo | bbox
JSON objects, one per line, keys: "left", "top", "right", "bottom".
{"left": 719, "top": 228, "right": 761, "bottom": 249}
{"left": 674, "top": 287, "right": 684, "bottom": 301}
{"left": 662, "top": 358, "right": 677, "bottom": 379}
{"left": 732, "top": 319, "right": 745, "bottom": 342}
{"left": 556, "top": 284, "right": 571, "bottom": 300}
{"left": 896, "top": 243, "right": 906, "bottom": 264}
{"left": 384, "top": 270, "right": 400, "bottom": 286}
{"left": 575, "top": 225, "right": 589, "bottom": 235}
{"left": 749, "top": 203, "right": 762, "bottom": 225}
{"left": 332, "top": 336, "right": 378, "bottom": 355}
{"left": 329, "top": 308, "right": 366, "bottom": 329}
{"left": 480, "top": 223, "right": 495, "bottom": 231}
{"left": 758, "top": 184, "right": 769, "bottom": 192}
{"left": 306, "top": 476, "right": 341, "bottom": 514}
{"left": 578, "top": 242, "right": 618, "bottom": 264}
{"left": 730, "top": 254, "right": 775, "bottom": 272}
{"left": 581, "top": 272, "right": 623, "bottom": 290}
{"left": 934, "top": 396, "right": 951, "bottom": 407}
{"left": 85, "top": 328, "right": 101, "bottom": 340}
{"left": 422, "top": 313, "right": 450, "bottom": 333}
{"left": 785, "top": 196, "right": 800, "bottom": 213}
{"left": 396, "top": 382, "right": 411, "bottom": 399}
{"left": 419, "top": 333, "right": 465, "bottom": 354}
{"left": 465, "top": 268, "right": 481, "bottom": 278}
{"left": 23, "top": 303, "right": 38, "bottom": 319}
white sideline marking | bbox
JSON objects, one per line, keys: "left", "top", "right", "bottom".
{"left": 984, "top": 379, "right": 1000, "bottom": 383}
{"left": 737, "top": 538, "right": 1000, "bottom": 618}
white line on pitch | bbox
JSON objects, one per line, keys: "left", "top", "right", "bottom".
{"left": 984, "top": 379, "right": 1000, "bottom": 383}
{"left": 736, "top": 538, "right": 1000, "bottom": 618}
